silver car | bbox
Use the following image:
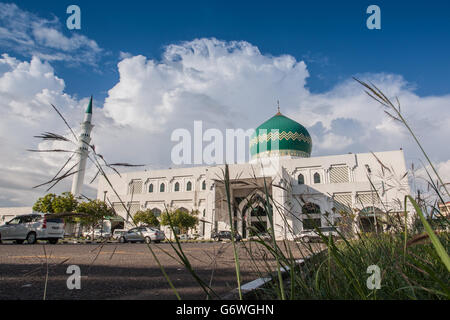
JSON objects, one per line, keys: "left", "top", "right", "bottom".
{"left": 0, "top": 214, "right": 65, "bottom": 244}
{"left": 112, "top": 229, "right": 127, "bottom": 241}
{"left": 295, "top": 226, "right": 340, "bottom": 243}
{"left": 119, "top": 226, "right": 165, "bottom": 244}
{"left": 83, "top": 229, "right": 111, "bottom": 240}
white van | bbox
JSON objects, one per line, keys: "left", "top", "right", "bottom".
{"left": 0, "top": 214, "right": 65, "bottom": 244}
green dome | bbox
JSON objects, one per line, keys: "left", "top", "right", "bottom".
{"left": 250, "top": 112, "right": 312, "bottom": 159}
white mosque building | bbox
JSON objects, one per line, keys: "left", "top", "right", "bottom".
{"left": 95, "top": 108, "right": 412, "bottom": 240}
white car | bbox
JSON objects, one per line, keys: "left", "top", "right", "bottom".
{"left": 112, "top": 229, "right": 127, "bottom": 240}
{"left": 178, "top": 234, "right": 192, "bottom": 241}
{"left": 0, "top": 214, "right": 65, "bottom": 244}
{"left": 83, "top": 229, "right": 111, "bottom": 240}
{"left": 119, "top": 226, "right": 165, "bottom": 244}
{"left": 294, "top": 226, "right": 340, "bottom": 243}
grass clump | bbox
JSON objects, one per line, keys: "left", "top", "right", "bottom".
{"left": 278, "top": 233, "right": 449, "bottom": 299}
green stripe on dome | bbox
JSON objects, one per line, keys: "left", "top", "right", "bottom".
{"left": 250, "top": 113, "right": 312, "bottom": 158}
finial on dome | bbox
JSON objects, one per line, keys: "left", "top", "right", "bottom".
{"left": 276, "top": 100, "right": 281, "bottom": 115}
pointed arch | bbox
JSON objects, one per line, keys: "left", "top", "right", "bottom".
{"left": 151, "top": 208, "right": 161, "bottom": 218}
{"left": 302, "top": 202, "right": 321, "bottom": 214}
{"left": 313, "top": 172, "right": 321, "bottom": 184}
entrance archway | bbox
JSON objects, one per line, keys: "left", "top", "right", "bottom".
{"left": 358, "top": 206, "right": 384, "bottom": 233}
{"left": 239, "top": 191, "right": 271, "bottom": 238}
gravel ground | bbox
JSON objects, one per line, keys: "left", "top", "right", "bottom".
{"left": 0, "top": 241, "right": 323, "bottom": 300}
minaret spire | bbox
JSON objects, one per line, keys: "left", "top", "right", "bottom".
{"left": 86, "top": 96, "right": 93, "bottom": 114}
{"left": 71, "top": 96, "right": 94, "bottom": 197}
{"left": 276, "top": 100, "right": 281, "bottom": 115}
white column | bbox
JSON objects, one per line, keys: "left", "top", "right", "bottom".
{"left": 71, "top": 111, "right": 94, "bottom": 197}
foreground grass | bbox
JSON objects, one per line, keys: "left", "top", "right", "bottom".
{"left": 249, "top": 233, "right": 449, "bottom": 300}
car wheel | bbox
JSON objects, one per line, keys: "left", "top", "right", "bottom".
{"left": 15, "top": 240, "right": 24, "bottom": 244}
{"left": 119, "top": 236, "right": 126, "bottom": 243}
{"left": 302, "top": 236, "right": 310, "bottom": 243}
{"left": 99, "top": 236, "right": 104, "bottom": 242}
{"left": 26, "top": 232, "right": 37, "bottom": 244}
{"left": 144, "top": 237, "right": 152, "bottom": 244}
{"left": 48, "top": 239, "right": 58, "bottom": 244}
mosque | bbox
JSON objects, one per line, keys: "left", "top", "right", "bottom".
{"left": 94, "top": 105, "right": 411, "bottom": 240}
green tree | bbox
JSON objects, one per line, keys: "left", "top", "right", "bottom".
{"left": 76, "top": 200, "right": 114, "bottom": 238}
{"left": 133, "top": 209, "right": 160, "bottom": 227}
{"left": 33, "top": 193, "right": 57, "bottom": 213}
{"left": 33, "top": 192, "right": 79, "bottom": 222}
{"left": 161, "top": 209, "right": 198, "bottom": 234}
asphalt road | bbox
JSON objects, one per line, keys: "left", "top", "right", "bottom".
{"left": 0, "top": 241, "right": 322, "bottom": 300}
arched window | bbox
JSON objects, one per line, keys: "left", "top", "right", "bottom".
{"left": 314, "top": 172, "right": 321, "bottom": 184}
{"left": 148, "top": 183, "right": 153, "bottom": 193}
{"left": 302, "top": 202, "right": 321, "bottom": 214}
{"left": 202, "top": 180, "right": 206, "bottom": 190}
{"left": 174, "top": 182, "right": 180, "bottom": 192}
{"left": 298, "top": 174, "right": 305, "bottom": 185}
{"left": 151, "top": 208, "right": 161, "bottom": 218}
{"left": 160, "top": 183, "right": 165, "bottom": 192}
{"left": 186, "top": 181, "right": 192, "bottom": 191}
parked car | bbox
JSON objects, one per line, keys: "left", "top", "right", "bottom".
{"left": 211, "top": 230, "right": 242, "bottom": 242}
{"left": 119, "top": 226, "right": 165, "bottom": 243}
{"left": 249, "top": 232, "right": 272, "bottom": 241}
{"left": 178, "top": 234, "right": 191, "bottom": 241}
{"left": 0, "top": 214, "right": 65, "bottom": 244}
{"left": 83, "top": 229, "right": 111, "bottom": 240}
{"left": 294, "top": 226, "right": 339, "bottom": 243}
{"left": 191, "top": 233, "right": 204, "bottom": 240}
{"left": 112, "top": 229, "right": 127, "bottom": 240}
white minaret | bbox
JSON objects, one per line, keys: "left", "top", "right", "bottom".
{"left": 71, "top": 96, "right": 94, "bottom": 197}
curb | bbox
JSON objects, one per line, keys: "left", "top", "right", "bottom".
{"left": 61, "top": 239, "right": 116, "bottom": 244}
{"left": 221, "top": 251, "right": 325, "bottom": 300}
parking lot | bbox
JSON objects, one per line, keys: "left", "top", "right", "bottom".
{"left": 0, "top": 241, "right": 323, "bottom": 300}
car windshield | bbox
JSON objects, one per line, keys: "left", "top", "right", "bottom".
{"left": 44, "top": 215, "right": 64, "bottom": 223}
{"left": 8, "top": 217, "right": 21, "bottom": 224}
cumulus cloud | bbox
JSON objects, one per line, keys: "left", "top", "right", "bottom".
{"left": 0, "top": 3, "right": 102, "bottom": 66}
{"left": 1, "top": 38, "right": 450, "bottom": 207}
{"left": 0, "top": 53, "right": 97, "bottom": 206}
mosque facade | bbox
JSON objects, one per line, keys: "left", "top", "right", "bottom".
{"left": 96, "top": 110, "right": 411, "bottom": 240}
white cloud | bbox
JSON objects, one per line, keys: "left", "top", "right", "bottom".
{"left": 0, "top": 3, "right": 102, "bottom": 66}
{"left": 316, "top": 133, "right": 353, "bottom": 151}
{"left": 0, "top": 53, "right": 96, "bottom": 206}
{"left": 1, "top": 38, "right": 450, "bottom": 207}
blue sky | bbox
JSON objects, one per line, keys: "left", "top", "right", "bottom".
{"left": 1, "top": 0, "right": 450, "bottom": 206}
{"left": 7, "top": 0, "right": 450, "bottom": 100}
